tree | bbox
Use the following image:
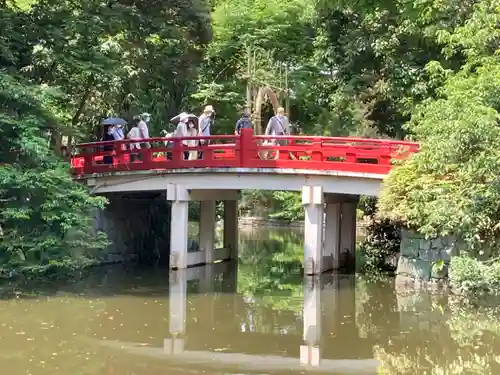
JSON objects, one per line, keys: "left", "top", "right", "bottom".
{"left": 378, "top": 0, "right": 500, "bottom": 249}
{"left": 0, "top": 72, "right": 108, "bottom": 266}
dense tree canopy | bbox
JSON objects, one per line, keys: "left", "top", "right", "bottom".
{"left": 379, "top": 0, "right": 500, "bottom": 249}
{"left": 0, "top": 0, "right": 212, "bottom": 268}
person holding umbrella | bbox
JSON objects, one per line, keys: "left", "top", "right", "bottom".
{"left": 171, "top": 112, "right": 198, "bottom": 160}
{"left": 99, "top": 117, "right": 127, "bottom": 164}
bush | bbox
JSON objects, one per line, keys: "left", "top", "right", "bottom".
{"left": 449, "top": 256, "right": 500, "bottom": 295}
{"left": 359, "top": 218, "right": 402, "bottom": 274}
{"left": 378, "top": 59, "right": 500, "bottom": 249}
{"left": 358, "top": 196, "right": 401, "bottom": 274}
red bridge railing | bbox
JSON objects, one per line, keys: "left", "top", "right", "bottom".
{"left": 70, "top": 128, "right": 419, "bottom": 176}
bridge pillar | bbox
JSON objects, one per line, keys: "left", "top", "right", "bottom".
{"left": 302, "top": 186, "right": 325, "bottom": 275}
{"left": 223, "top": 199, "right": 239, "bottom": 260}
{"left": 324, "top": 194, "right": 359, "bottom": 270}
{"left": 301, "top": 276, "right": 321, "bottom": 366}
{"left": 167, "top": 184, "right": 190, "bottom": 269}
{"left": 340, "top": 200, "right": 358, "bottom": 269}
{"left": 200, "top": 200, "right": 216, "bottom": 265}
{"left": 324, "top": 196, "right": 341, "bottom": 270}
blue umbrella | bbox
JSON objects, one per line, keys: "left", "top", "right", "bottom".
{"left": 100, "top": 117, "right": 127, "bottom": 126}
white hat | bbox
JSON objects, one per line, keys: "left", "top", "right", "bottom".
{"left": 203, "top": 105, "right": 214, "bottom": 113}
{"left": 179, "top": 113, "right": 189, "bottom": 122}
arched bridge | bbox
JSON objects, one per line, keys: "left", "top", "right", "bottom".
{"left": 71, "top": 128, "right": 418, "bottom": 196}
{"left": 71, "top": 129, "right": 418, "bottom": 274}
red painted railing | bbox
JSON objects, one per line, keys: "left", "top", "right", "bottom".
{"left": 70, "top": 128, "right": 419, "bottom": 176}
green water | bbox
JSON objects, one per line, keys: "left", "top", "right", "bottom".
{"left": 0, "top": 227, "right": 499, "bottom": 374}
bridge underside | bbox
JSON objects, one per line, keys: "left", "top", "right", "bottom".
{"left": 83, "top": 168, "right": 384, "bottom": 196}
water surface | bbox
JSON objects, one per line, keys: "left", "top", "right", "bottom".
{"left": 1, "top": 227, "right": 499, "bottom": 374}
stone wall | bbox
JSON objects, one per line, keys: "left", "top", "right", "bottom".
{"left": 396, "top": 230, "right": 459, "bottom": 284}
{"left": 94, "top": 192, "right": 170, "bottom": 263}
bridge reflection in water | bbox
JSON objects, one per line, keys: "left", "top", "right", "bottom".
{"left": 99, "top": 262, "right": 379, "bottom": 374}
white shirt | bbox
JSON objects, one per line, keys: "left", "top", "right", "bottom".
{"left": 127, "top": 126, "right": 142, "bottom": 150}
{"left": 138, "top": 120, "right": 149, "bottom": 139}
{"left": 185, "top": 126, "right": 198, "bottom": 147}
{"left": 174, "top": 121, "right": 190, "bottom": 146}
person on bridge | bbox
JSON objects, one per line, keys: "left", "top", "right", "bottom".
{"left": 127, "top": 119, "right": 142, "bottom": 162}
{"left": 265, "top": 107, "right": 290, "bottom": 141}
{"left": 102, "top": 124, "right": 117, "bottom": 164}
{"left": 263, "top": 107, "right": 290, "bottom": 160}
{"left": 186, "top": 119, "right": 199, "bottom": 160}
{"left": 138, "top": 112, "right": 151, "bottom": 149}
{"left": 234, "top": 109, "right": 253, "bottom": 135}
{"left": 173, "top": 113, "right": 191, "bottom": 160}
{"left": 198, "top": 105, "right": 215, "bottom": 159}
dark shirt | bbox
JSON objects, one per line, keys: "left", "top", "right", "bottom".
{"left": 103, "top": 131, "right": 115, "bottom": 151}
{"left": 235, "top": 116, "right": 252, "bottom": 134}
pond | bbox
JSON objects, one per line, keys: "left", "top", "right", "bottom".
{"left": 0, "top": 226, "right": 499, "bottom": 374}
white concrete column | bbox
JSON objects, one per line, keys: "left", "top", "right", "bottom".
{"left": 165, "top": 270, "right": 186, "bottom": 354}
{"left": 340, "top": 202, "right": 357, "bottom": 267}
{"left": 324, "top": 202, "right": 341, "bottom": 270}
{"left": 223, "top": 200, "right": 239, "bottom": 260}
{"left": 167, "top": 184, "right": 190, "bottom": 269}
{"left": 302, "top": 186, "right": 324, "bottom": 275}
{"left": 300, "top": 277, "right": 321, "bottom": 367}
{"left": 199, "top": 200, "right": 216, "bottom": 264}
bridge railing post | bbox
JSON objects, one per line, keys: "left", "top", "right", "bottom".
{"left": 82, "top": 146, "right": 92, "bottom": 175}
{"left": 113, "top": 141, "right": 124, "bottom": 166}
{"left": 239, "top": 128, "right": 254, "bottom": 168}
{"left": 170, "top": 139, "right": 182, "bottom": 165}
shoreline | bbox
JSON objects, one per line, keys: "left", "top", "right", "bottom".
{"left": 237, "top": 216, "right": 369, "bottom": 234}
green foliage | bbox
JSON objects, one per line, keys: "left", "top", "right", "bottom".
{"left": 449, "top": 256, "right": 500, "bottom": 295}
{"left": 2, "top": 0, "right": 212, "bottom": 141}
{"left": 379, "top": 0, "right": 500, "bottom": 251}
{"left": 379, "top": 63, "right": 500, "bottom": 246}
{"left": 239, "top": 190, "right": 303, "bottom": 221}
{"left": 0, "top": 0, "right": 214, "bottom": 272}
{"left": 238, "top": 228, "right": 304, "bottom": 312}
{"left": 267, "top": 192, "right": 303, "bottom": 222}
{"left": 194, "top": 0, "right": 317, "bottom": 134}
{"left": 358, "top": 197, "right": 401, "bottom": 273}
{"left": 0, "top": 72, "right": 108, "bottom": 266}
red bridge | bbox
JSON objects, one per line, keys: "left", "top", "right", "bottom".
{"left": 72, "top": 128, "right": 418, "bottom": 274}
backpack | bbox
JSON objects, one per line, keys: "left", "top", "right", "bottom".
{"left": 237, "top": 117, "right": 252, "bottom": 133}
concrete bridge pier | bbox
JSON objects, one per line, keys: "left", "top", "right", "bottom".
{"left": 199, "top": 200, "right": 216, "bottom": 265}
{"left": 168, "top": 184, "right": 190, "bottom": 269}
{"left": 302, "top": 186, "right": 325, "bottom": 275}
{"left": 168, "top": 185, "right": 239, "bottom": 270}
{"left": 303, "top": 187, "right": 359, "bottom": 275}
{"left": 325, "top": 194, "right": 359, "bottom": 271}
{"left": 223, "top": 199, "right": 239, "bottom": 260}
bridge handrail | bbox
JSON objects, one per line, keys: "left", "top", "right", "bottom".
{"left": 252, "top": 134, "right": 418, "bottom": 147}
{"left": 70, "top": 128, "right": 419, "bottom": 176}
